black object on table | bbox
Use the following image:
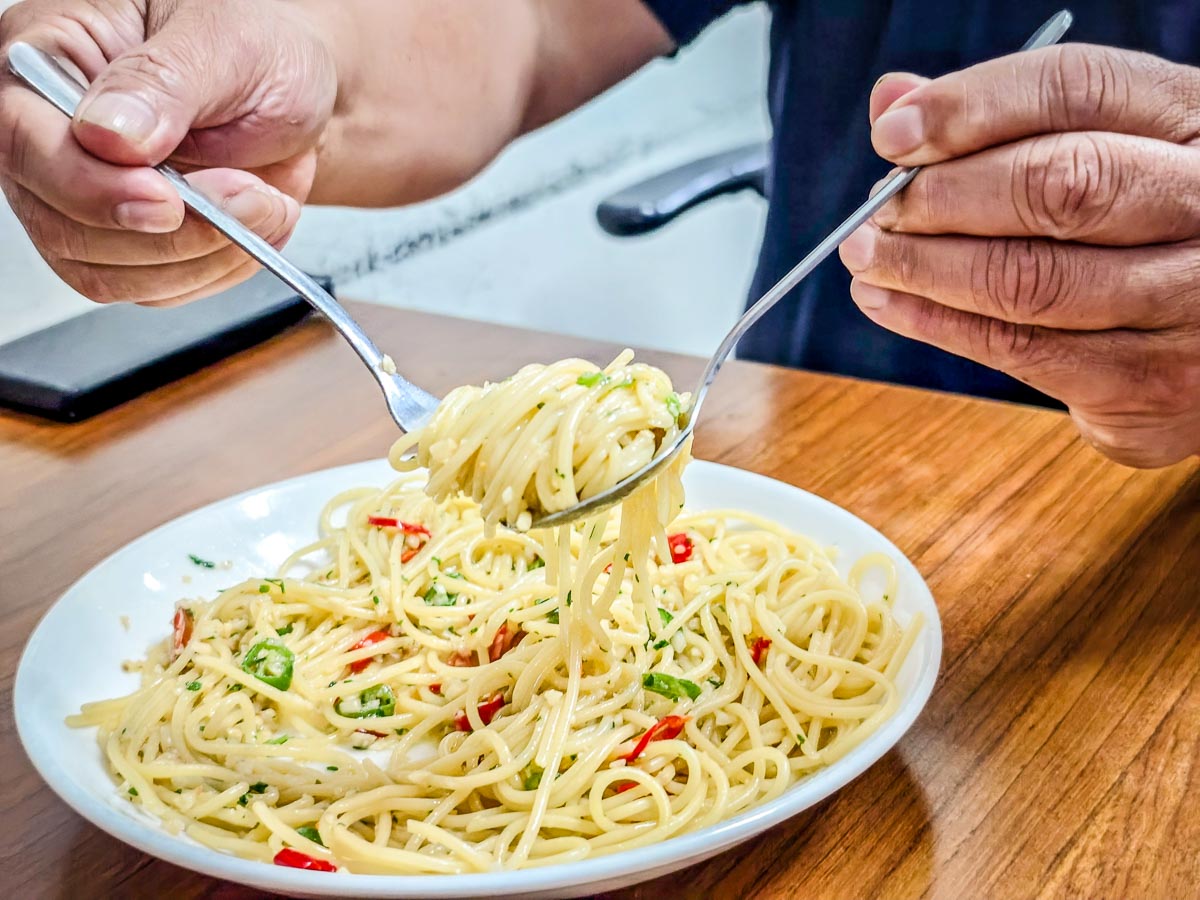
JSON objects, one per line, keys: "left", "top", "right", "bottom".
{"left": 0, "top": 270, "right": 331, "bottom": 422}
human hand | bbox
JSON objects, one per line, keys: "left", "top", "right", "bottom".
{"left": 839, "top": 45, "right": 1200, "bottom": 467}
{"left": 0, "top": 0, "right": 336, "bottom": 305}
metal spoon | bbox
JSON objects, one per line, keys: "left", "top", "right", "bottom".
{"left": 532, "top": 8, "right": 1074, "bottom": 529}
{"left": 6, "top": 42, "right": 441, "bottom": 432}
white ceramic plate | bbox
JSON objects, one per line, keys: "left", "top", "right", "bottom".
{"left": 15, "top": 459, "right": 941, "bottom": 899}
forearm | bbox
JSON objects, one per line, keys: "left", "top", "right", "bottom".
{"left": 294, "top": 0, "right": 672, "bottom": 207}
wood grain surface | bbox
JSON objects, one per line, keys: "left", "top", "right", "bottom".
{"left": 1, "top": 304, "right": 1196, "bottom": 900}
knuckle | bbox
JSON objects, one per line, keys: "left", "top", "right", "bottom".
{"left": 0, "top": 103, "right": 29, "bottom": 179}
{"left": 0, "top": 3, "right": 26, "bottom": 39}
{"left": 8, "top": 187, "right": 94, "bottom": 261}
{"left": 1040, "top": 45, "right": 1131, "bottom": 130}
{"left": 878, "top": 231, "right": 923, "bottom": 288}
{"left": 1013, "top": 134, "right": 1121, "bottom": 239}
{"left": 51, "top": 259, "right": 130, "bottom": 305}
{"left": 975, "top": 239, "right": 1070, "bottom": 323}
{"left": 110, "top": 44, "right": 190, "bottom": 99}
{"left": 970, "top": 315, "right": 1043, "bottom": 371}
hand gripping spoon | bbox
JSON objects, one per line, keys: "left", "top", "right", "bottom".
{"left": 7, "top": 41, "right": 441, "bottom": 433}
{"left": 531, "top": 8, "right": 1074, "bottom": 529}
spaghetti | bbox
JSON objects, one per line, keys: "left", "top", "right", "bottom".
{"left": 70, "top": 353, "right": 920, "bottom": 875}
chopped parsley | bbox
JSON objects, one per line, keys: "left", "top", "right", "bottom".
{"left": 258, "top": 584, "right": 270, "bottom": 593}
{"left": 652, "top": 639, "right": 669, "bottom": 650}
{"left": 657, "top": 608, "right": 674, "bottom": 626}
{"left": 266, "top": 735, "right": 289, "bottom": 745}
{"left": 188, "top": 554, "right": 215, "bottom": 569}
{"left": 275, "top": 624, "right": 293, "bottom": 636}
{"left": 529, "top": 556, "right": 546, "bottom": 570}
{"left": 263, "top": 578, "right": 285, "bottom": 593}
{"left": 372, "top": 595, "right": 381, "bottom": 606}
{"left": 547, "top": 609, "right": 560, "bottom": 625}
{"left": 665, "top": 392, "right": 684, "bottom": 420}
{"left": 326, "top": 766, "right": 339, "bottom": 772}
{"left": 128, "top": 787, "right": 138, "bottom": 796}
{"left": 185, "top": 681, "right": 202, "bottom": 691}
{"left": 566, "top": 591, "right": 572, "bottom": 607}
{"left": 576, "top": 371, "right": 605, "bottom": 387}
{"left": 237, "top": 782, "right": 269, "bottom": 806}
{"left": 423, "top": 583, "right": 457, "bottom": 606}
{"left": 796, "top": 733, "right": 806, "bottom": 745}
{"left": 642, "top": 672, "right": 701, "bottom": 701}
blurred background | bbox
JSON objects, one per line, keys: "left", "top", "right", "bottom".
{"left": 0, "top": 2, "right": 769, "bottom": 357}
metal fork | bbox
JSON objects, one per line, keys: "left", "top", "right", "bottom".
{"left": 7, "top": 42, "right": 441, "bottom": 432}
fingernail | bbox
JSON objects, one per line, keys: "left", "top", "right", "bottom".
{"left": 113, "top": 199, "right": 182, "bottom": 233}
{"left": 851, "top": 281, "right": 890, "bottom": 311}
{"left": 839, "top": 225, "right": 875, "bottom": 272}
{"left": 223, "top": 186, "right": 277, "bottom": 226}
{"left": 78, "top": 93, "right": 158, "bottom": 145}
{"left": 873, "top": 105, "right": 925, "bottom": 157}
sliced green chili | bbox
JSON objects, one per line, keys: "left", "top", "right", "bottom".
{"left": 423, "top": 583, "right": 457, "bottom": 606}
{"left": 336, "top": 684, "right": 396, "bottom": 719}
{"left": 241, "top": 639, "right": 295, "bottom": 690}
{"left": 642, "top": 672, "right": 701, "bottom": 701}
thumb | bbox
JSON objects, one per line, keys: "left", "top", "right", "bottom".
{"left": 70, "top": 15, "right": 219, "bottom": 167}
{"left": 869, "top": 72, "right": 929, "bottom": 125}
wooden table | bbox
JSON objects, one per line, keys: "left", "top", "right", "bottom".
{"left": 2, "top": 304, "right": 1197, "bottom": 900}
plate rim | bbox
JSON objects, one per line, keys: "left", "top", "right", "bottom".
{"left": 14, "top": 457, "right": 942, "bottom": 898}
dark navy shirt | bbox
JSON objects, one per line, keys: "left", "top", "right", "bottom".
{"left": 643, "top": 1, "right": 1200, "bottom": 404}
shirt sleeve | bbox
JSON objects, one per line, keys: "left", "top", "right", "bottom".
{"left": 640, "top": 0, "right": 751, "bottom": 47}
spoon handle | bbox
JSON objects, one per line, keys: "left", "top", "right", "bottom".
{"left": 5, "top": 41, "right": 440, "bottom": 430}
{"left": 690, "top": 8, "right": 1075, "bottom": 409}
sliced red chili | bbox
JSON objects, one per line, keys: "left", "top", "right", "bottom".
{"left": 273, "top": 848, "right": 336, "bottom": 872}
{"left": 488, "top": 623, "right": 525, "bottom": 662}
{"left": 429, "top": 683, "right": 442, "bottom": 695}
{"left": 447, "top": 649, "right": 476, "bottom": 667}
{"left": 750, "top": 636, "right": 772, "bottom": 666}
{"left": 366, "top": 517, "right": 430, "bottom": 536}
{"left": 172, "top": 608, "right": 194, "bottom": 658}
{"left": 623, "top": 714, "right": 689, "bottom": 764}
{"left": 603, "top": 563, "right": 613, "bottom": 574}
{"left": 614, "top": 780, "right": 637, "bottom": 794}
{"left": 355, "top": 728, "right": 387, "bottom": 739}
{"left": 454, "top": 692, "right": 506, "bottom": 732}
{"left": 346, "top": 630, "right": 390, "bottom": 674}
{"left": 367, "top": 519, "right": 430, "bottom": 562}
{"left": 667, "top": 533, "right": 694, "bottom": 564}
